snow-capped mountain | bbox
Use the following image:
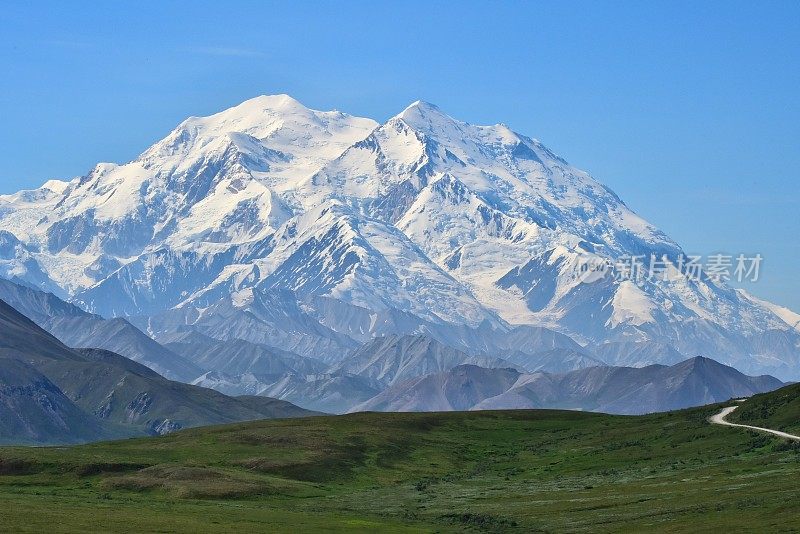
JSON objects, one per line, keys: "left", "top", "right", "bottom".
{"left": 1, "top": 94, "right": 798, "bottom": 379}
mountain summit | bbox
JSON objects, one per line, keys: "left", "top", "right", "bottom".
{"left": 1, "top": 95, "right": 798, "bottom": 379}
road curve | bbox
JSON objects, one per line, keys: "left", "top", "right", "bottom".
{"left": 710, "top": 405, "right": 800, "bottom": 441}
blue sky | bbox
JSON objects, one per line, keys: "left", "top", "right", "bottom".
{"left": 1, "top": 1, "right": 798, "bottom": 310}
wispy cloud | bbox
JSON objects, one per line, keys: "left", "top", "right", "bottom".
{"left": 184, "top": 46, "right": 265, "bottom": 58}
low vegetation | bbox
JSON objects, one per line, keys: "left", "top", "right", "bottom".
{"left": 729, "top": 382, "right": 800, "bottom": 435}
{"left": 1, "top": 399, "right": 799, "bottom": 532}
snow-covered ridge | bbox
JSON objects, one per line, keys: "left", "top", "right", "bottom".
{"left": 1, "top": 94, "right": 798, "bottom": 378}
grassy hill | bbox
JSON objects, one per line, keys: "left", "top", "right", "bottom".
{"left": 1, "top": 405, "right": 799, "bottom": 532}
{"left": 729, "top": 382, "right": 800, "bottom": 434}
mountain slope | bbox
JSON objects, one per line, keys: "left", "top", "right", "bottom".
{"left": 546, "top": 357, "right": 782, "bottom": 414}
{"left": 0, "top": 297, "right": 317, "bottom": 444}
{"left": 256, "top": 373, "right": 379, "bottom": 414}
{"left": 1, "top": 95, "right": 798, "bottom": 379}
{"left": 332, "top": 334, "right": 517, "bottom": 386}
{"left": 0, "top": 299, "right": 84, "bottom": 363}
{"left": 353, "top": 357, "right": 782, "bottom": 415}
{"left": 45, "top": 317, "right": 204, "bottom": 382}
{"left": 0, "top": 358, "right": 110, "bottom": 445}
{"left": 164, "top": 334, "right": 326, "bottom": 377}
{"left": 504, "top": 348, "right": 607, "bottom": 374}
{"left": 36, "top": 347, "right": 316, "bottom": 435}
{"left": 0, "top": 278, "right": 202, "bottom": 381}
{"left": 593, "top": 340, "right": 686, "bottom": 367}
{"left": 728, "top": 381, "right": 800, "bottom": 434}
{"left": 351, "top": 364, "right": 522, "bottom": 412}
{"left": 137, "top": 288, "right": 359, "bottom": 362}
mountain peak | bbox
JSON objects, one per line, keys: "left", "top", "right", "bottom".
{"left": 401, "top": 100, "right": 442, "bottom": 114}
{"left": 674, "top": 355, "right": 727, "bottom": 373}
{"left": 199, "top": 94, "right": 313, "bottom": 125}
{"left": 395, "top": 100, "right": 455, "bottom": 130}
{"left": 236, "top": 93, "right": 306, "bottom": 111}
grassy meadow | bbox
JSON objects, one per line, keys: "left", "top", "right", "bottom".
{"left": 1, "top": 402, "right": 799, "bottom": 532}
